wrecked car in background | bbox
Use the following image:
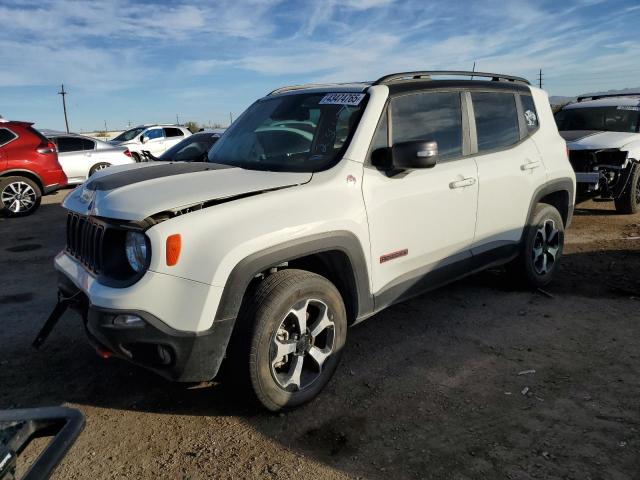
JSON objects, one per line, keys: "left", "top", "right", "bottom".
{"left": 555, "top": 93, "right": 640, "bottom": 213}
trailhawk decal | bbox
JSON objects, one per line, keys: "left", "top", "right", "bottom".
{"left": 319, "top": 93, "right": 365, "bottom": 106}
{"left": 380, "top": 249, "right": 408, "bottom": 263}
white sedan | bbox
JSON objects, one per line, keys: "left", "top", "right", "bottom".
{"left": 43, "top": 131, "right": 136, "bottom": 185}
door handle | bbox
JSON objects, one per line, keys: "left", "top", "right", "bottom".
{"left": 521, "top": 160, "right": 541, "bottom": 171}
{"left": 449, "top": 177, "right": 476, "bottom": 189}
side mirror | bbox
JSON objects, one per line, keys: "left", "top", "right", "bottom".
{"left": 392, "top": 140, "right": 438, "bottom": 169}
{"left": 140, "top": 135, "right": 146, "bottom": 144}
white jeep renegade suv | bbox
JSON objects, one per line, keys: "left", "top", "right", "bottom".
{"left": 47, "top": 71, "right": 575, "bottom": 411}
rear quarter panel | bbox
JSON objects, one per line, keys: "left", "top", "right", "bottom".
{"left": 530, "top": 87, "right": 576, "bottom": 192}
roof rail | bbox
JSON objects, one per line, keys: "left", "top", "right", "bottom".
{"left": 373, "top": 71, "right": 531, "bottom": 86}
{"left": 268, "top": 82, "right": 367, "bottom": 96}
{"left": 577, "top": 92, "right": 640, "bottom": 102}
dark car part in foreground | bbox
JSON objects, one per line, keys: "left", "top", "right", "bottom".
{"left": 0, "top": 407, "right": 84, "bottom": 480}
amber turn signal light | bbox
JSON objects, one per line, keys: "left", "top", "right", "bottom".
{"left": 166, "top": 234, "right": 182, "bottom": 266}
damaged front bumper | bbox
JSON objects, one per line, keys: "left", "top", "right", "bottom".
{"left": 44, "top": 273, "right": 234, "bottom": 382}
{"left": 569, "top": 148, "right": 636, "bottom": 199}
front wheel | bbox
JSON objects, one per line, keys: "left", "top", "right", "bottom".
{"left": 507, "top": 203, "right": 564, "bottom": 288}
{"left": 614, "top": 163, "right": 640, "bottom": 214}
{"left": 231, "top": 269, "right": 347, "bottom": 411}
{"left": 0, "top": 176, "right": 42, "bottom": 217}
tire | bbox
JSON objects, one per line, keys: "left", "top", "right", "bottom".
{"left": 89, "top": 162, "right": 111, "bottom": 176}
{"left": 131, "top": 152, "right": 142, "bottom": 163}
{"left": 507, "top": 203, "right": 564, "bottom": 288}
{"left": 228, "top": 269, "right": 347, "bottom": 411}
{"left": 0, "top": 176, "right": 42, "bottom": 217}
{"left": 614, "top": 163, "right": 640, "bottom": 214}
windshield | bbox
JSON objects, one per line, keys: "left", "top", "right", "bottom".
{"left": 112, "top": 127, "right": 147, "bottom": 142}
{"left": 207, "top": 92, "right": 367, "bottom": 172}
{"left": 555, "top": 106, "right": 640, "bottom": 132}
{"left": 159, "top": 133, "right": 220, "bottom": 162}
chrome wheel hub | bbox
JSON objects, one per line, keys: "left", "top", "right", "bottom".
{"left": 532, "top": 219, "right": 560, "bottom": 275}
{"left": 270, "top": 298, "right": 335, "bottom": 392}
{"left": 1, "top": 181, "right": 36, "bottom": 213}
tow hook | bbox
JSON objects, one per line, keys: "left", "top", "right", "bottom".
{"left": 32, "top": 290, "right": 82, "bottom": 349}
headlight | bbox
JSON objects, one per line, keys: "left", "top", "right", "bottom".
{"left": 125, "top": 231, "right": 148, "bottom": 272}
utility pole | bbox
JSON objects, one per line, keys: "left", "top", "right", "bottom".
{"left": 538, "top": 69, "right": 543, "bottom": 89}
{"left": 104, "top": 120, "right": 108, "bottom": 133}
{"left": 471, "top": 61, "right": 476, "bottom": 80}
{"left": 229, "top": 112, "right": 233, "bottom": 125}
{"left": 176, "top": 114, "right": 180, "bottom": 125}
{"left": 58, "top": 84, "right": 70, "bottom": 133}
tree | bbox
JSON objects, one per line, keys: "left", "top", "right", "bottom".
{"left": 185, "top": 121, "right": 199, "bottom": 133}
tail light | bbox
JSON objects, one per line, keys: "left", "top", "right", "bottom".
{"left": 124, "top": 149, "right": 132, "bottom": 157}
{"left": 37, "top": 141, "right": 57, "bottom": 154}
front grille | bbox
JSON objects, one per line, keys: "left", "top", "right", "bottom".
{"left": 66, "top": 213, "right": 105, "bottom": 274}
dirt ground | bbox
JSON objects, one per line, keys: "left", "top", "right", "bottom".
{"left": 1, "top": 190, "right": 639, "bottom": 480}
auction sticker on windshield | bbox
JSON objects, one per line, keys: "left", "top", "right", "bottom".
{"left": 319, "top": 93, "right": 366, "bottom": 106}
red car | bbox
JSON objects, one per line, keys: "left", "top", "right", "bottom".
{"left": 0, "top": 119, "right": 67, "bottom": 217}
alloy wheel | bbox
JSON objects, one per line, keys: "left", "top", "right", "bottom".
{"left": 532, "top": 219, "right": 560, "bottom": 275}
{"left": 1, "top": 181, "right": 37, "bottom": 213}
{"left": 270, "top": 298, "right": 335, "bottom": 392}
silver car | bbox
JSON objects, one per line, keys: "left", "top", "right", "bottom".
{"left": 42, "top": 131, "right": 136, "bottom": 185}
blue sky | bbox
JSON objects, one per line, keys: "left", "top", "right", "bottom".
{"left": 1, "top": 0, "right": 639, "bottom": 132}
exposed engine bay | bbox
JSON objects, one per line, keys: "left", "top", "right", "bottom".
{"left": 569, "top": 148, "right": 636, "bottom": 199}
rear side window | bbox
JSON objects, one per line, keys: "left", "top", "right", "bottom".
{"left": 0, "top": 128, "right": 17, "bottom": 146}
{"left": 391, "top": 92, "right": 463, "bottom": 161}
{"left": 472, "top": 92, "right": 519, "bottom": 152}
{"left": 81, "top": 138, "right": 95, "bottom": 150}
{"left": 164, "top": 127, "right": 184, "bottom": 137}
{"left": 520, "top": 94, "right": 539, "bottom": 133}
{"left": 57, "top": 136, "right": 85, "bottom": 153}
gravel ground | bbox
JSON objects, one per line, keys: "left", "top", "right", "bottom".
{"left": 1, "top": 190, "right": 639, "bottom": 479}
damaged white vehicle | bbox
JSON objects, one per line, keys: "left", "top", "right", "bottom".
{"left": 39, "top": 71, "right": 574, "bottom": 411}
{"left": 555, "top": 93, "right": 640, "bottom": 213}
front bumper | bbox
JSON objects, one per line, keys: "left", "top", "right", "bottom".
{"left": 58, "top": 274, "right": 234, "bottom": 382}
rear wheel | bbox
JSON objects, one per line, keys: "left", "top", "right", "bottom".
{"left": 507, "top": 203, "right": 564, "bottom": 288}
{"left": 89, "top": 162, "right": 111, "bottom": 176}
{"left": 229, "top": 269, "right": 347, "bottom": 411}
{"left": 0, "top": 176, "right": 42, "bottom": 217}
{"left": 614, "top": 163, "right": 640, "bottom": 214}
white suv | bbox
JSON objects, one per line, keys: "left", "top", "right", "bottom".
{"left": 46, "top": 71, "right": 575, "bottom": 411}
{"left": 109, "top": 124, "right": 192, "bottom": 161}
{"left": 555, "top": 93, "right": 640, "bottom": 213}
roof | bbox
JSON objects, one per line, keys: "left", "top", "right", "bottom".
{"left": 565, "top": 95, "right": 640, "bottom": 110}
{"left": 267, "top": 71, "right": 531, "bottom": 98}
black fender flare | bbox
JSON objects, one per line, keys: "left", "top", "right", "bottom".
{"left": 213, "top": 231, "right": 373, "bottom": 323}
{"left": 520, "top": 176, "right": 575, "bottom": 243}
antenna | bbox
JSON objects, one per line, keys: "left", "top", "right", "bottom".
{"left": 58, "top": 84, "right": 70, "bottom": 133}
{"left": 538, "top": 69, "right": 543, "bottom": 89}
